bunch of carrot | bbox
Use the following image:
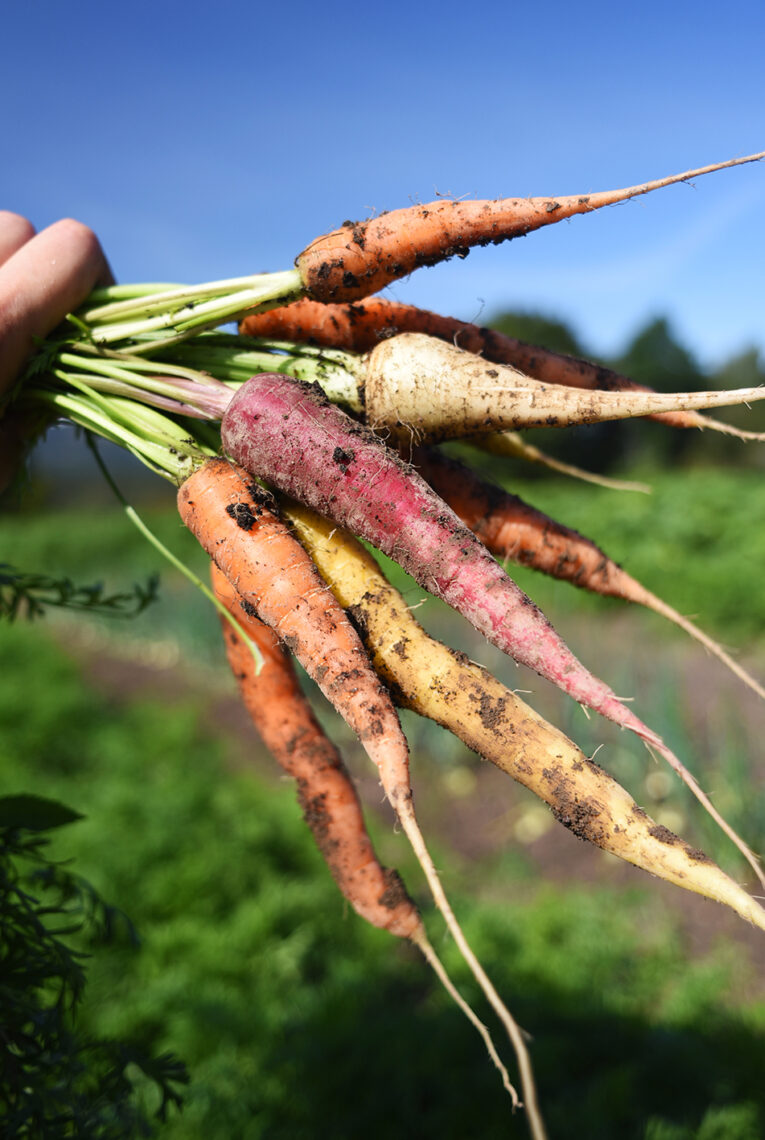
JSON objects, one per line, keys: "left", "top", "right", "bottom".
{"left": 14, "top": 151, "right": 765, "bottom": 1140}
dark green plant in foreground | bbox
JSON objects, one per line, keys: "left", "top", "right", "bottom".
{"left": 0, "top": 793, "right": 188, "bottom": 1138}
{"left": 0, "top": 565, "right": 158, "bottom": 622}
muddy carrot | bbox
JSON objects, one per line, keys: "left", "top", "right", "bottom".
{"left": 295, "top": 154, "right": 764, "bottom": 302}
{"left": 241, "top": 297, "right": 764, "bottom": 441}
{"left": 361, "top": 334, "right": 765, "bottom": 443}
{"left": 211, "top": 561, "right": 533, "bottom": 1114}
{"left": 284, "top": 498, "right": 765, "bottom": 932}
{"left": 211, "top": 561, "right": 421, "bottom": 936}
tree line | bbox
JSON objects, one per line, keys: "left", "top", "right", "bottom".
{"left": 488, "top": 311, "right": 765, "bottom": 473}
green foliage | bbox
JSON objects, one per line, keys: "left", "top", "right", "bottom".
{"left": 0, "top": 500, "right": 219, "bottom": 663}
{"left": 0, "top": 793, "right": 188, "bottom": 1137}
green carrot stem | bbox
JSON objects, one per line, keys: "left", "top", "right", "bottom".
{"left": 58, "top": 354, "right": 209, "bottom": 403}
{"left": 81, "top": 273, "right": 290, "bottom": 324}
{"left": 84, "top": 435, "right": 263, "bottom": 673}
{"left": 55, "top": 353, "right": 231, "bottom": 416}
{"left": 53, "top": 373, "right": 213, "bottom": 419}
{"left": 54, "top": 378, "right": 208, "bottom": 453}
{"left": 163, "top": 338, "right": 363, "bottom": 411}
{"left": 84, "top": 283, "right": 184, "bottom": 307}
{"left": 80, "top": 270, "right": 302, "bottom": 350}
{"left": 74, "top": 343, "right": 227, "bottom": 387}
{"left": 32, "top": 389, "right": 185, "bottom": 479}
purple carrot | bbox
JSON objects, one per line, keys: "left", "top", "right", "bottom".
{"left": 221, "top": 373, "right": 765, "bottom": 884}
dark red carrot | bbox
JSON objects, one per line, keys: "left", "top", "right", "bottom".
{"left": 295, "top": 154, "right": 764, "bottom": 303}
{"left": 240, "top": 297, "right": 764, "bottom": 441}
{"left": 411, "top": 445, "right": 765, "bottom": 701}
{"left": 220, "top": 373, "right": 765, "bottom": 886}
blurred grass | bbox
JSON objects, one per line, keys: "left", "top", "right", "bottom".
{"left": 2, "top": 620, "right": 764, "bottom": 1140}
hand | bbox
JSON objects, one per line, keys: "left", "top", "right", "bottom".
{"left": 0, "top": 213, "right": 113, "bottom": 490}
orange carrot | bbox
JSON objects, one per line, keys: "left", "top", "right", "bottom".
{"left": 210, "top": 560, "right": 420, "bottom": 936}
{"left": 178, "top": 460, "right": 412, "bottom": 818}
{"left": 179, "top": 458, "right": 541, "bottom": 1119}
{"left": 295, "top": 154, "right": 764, "bottom": 303}
{"left": 241, "top": 296, "right": 763, "bottom": 441}
{"left": 411, "top": 446, "right": 765, "bottom": 701}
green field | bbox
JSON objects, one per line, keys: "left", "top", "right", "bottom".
{"left": 3, "top": 463, "right": 765, "bottom": 1138}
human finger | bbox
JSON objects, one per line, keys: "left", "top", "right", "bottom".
{"left": 0, "top": 217, "right": 113, "bottom": 396}
{"left": 0, "top": 211, "right": 36, "bottom": 267}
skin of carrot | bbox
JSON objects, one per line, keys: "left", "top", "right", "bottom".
{"left": 177, "top": 458, "right": 414, "bottom": 820}
{"left": 361, "top": 333, "right": 765, "bottom": 443}
{"left": 240, "top": 297, "right": 698, "bottom": 431}
{"left": 219, "top": 374, "right": 684, "bottom": 740}
{"left": 284, "top": 499, "right": 765, "bottom": 931}
{"left": 210, "top": 561, "right": 422, "bottom": 939}
{"left": 294, "top": 155, "right": 764, "bottom": 302}
{"left": 411, "top": 446, "right": 633, "bottom": 599}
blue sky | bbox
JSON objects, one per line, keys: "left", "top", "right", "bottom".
{"left": 4, "top": 0, "right": 764, "bottom": 367}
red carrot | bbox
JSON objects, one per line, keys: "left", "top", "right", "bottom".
{"left": 221, "top": 375, "right": 765, "bottom": 886}
{"left": 295, "top": 154, "right": 764, "bottom": 303}
{"left": 240, "top": 296, "right": 764, "bottom": 441}
{"left": 218, "top": 375, "right": 690, "bottom": 726}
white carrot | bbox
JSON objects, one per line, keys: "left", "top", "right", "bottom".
{"left": 362, "top": 334, "right": 765, "bottom": 443}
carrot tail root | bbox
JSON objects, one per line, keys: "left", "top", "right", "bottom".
{"left": 640, "top": 731, "right": 765, "bottom": 892}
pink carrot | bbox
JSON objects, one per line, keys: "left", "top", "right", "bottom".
{"left": 218, "top": 373, "right": 657, "bottom": 722}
